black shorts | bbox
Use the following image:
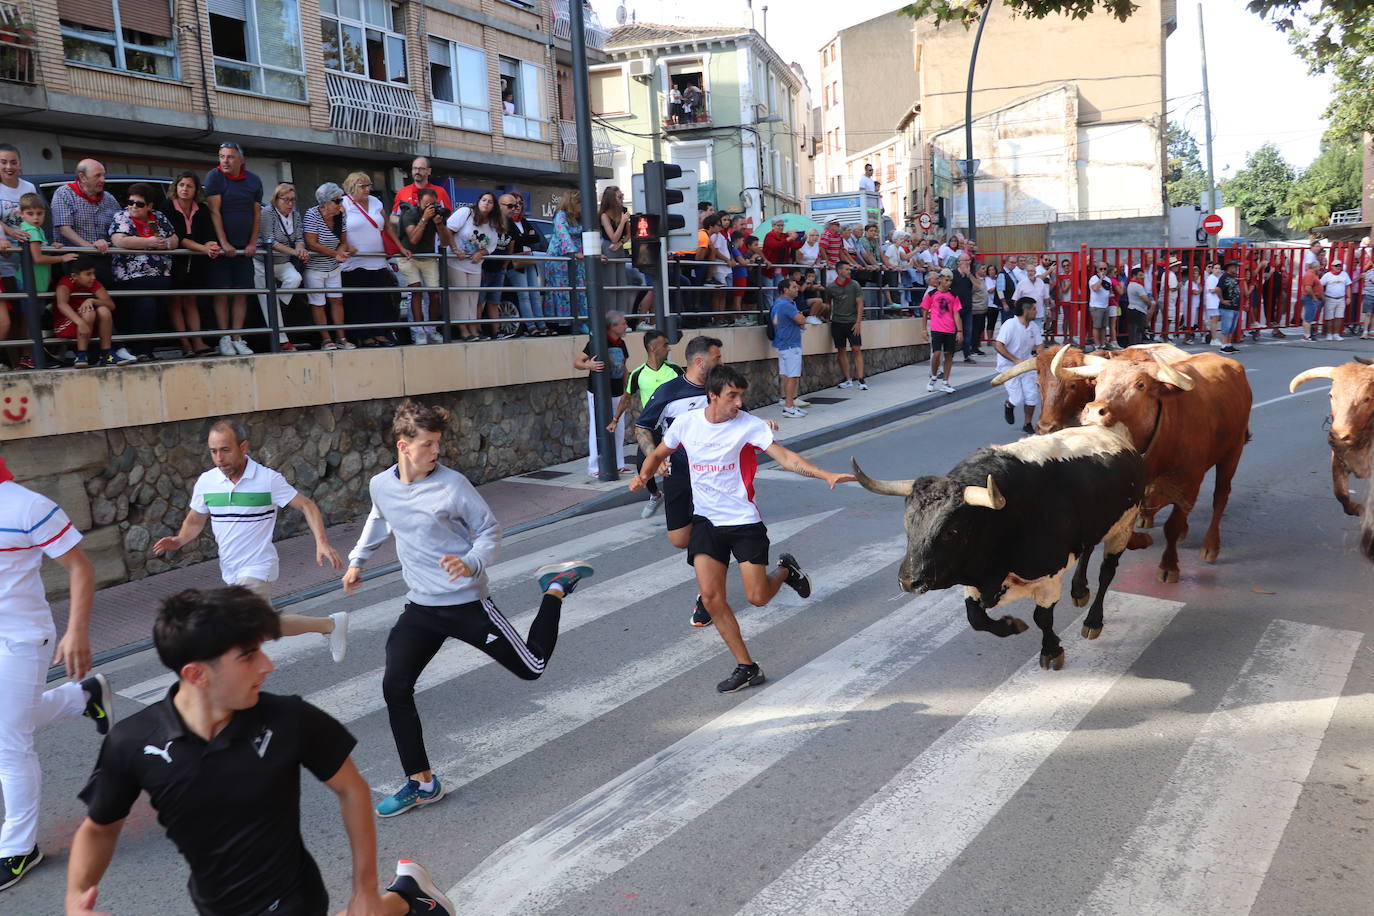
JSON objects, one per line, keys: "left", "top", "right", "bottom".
{"left": 199, "top": 856, "right": 328, "bottom": 916}
{"left": 205, "top": 254, "right": 254, "bottom": 291}
{"left": 687, "top": 516, "right": 770, "bottom": 567}
{"left": 663, "top": 469, "right": 695, "bottom": 531}
{"left": 830, "top": 320, "right": 862, "bottom": 349}
{"left": 930, "top": 330, "right": 959, "bottom": 353}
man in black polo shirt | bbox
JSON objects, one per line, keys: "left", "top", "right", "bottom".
{"left": 65, "top": 587, "right": 453, "bottom": 916}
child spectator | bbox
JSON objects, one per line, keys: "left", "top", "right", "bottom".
{"left": 14, "top": 193, "right": 77, "bottom": 368}
{"left": 54, "top": 256, "right": 131, "bottom": 368}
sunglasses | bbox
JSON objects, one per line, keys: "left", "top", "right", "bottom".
{"left": 127, "top": 200, "right": 147, "bottom": 207}
{"left": 330, "top": 197, "right": 343, "bottom": 204}
{"left": 502, "top": 202, "right": 520, "bottom": 209}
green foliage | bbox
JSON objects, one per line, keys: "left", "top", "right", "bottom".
{"left": 1282, "top": 140, "right": 1362, "bottom": 230}
{"left": 1166, "top": 123, "right": 1209, "bottom": 208}
{"left": 1221, "top": 143, "right": 1295, "bottom": 225}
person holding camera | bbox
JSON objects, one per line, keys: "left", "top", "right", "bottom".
{"left": 397, "top": 188, "right": 452, "bottom": 345}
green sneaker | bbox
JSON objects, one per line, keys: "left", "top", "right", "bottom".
{"left": 0, "top": 846, "right": 42, "bottom": 891}
{"left": 535, "top": 560, "right": 594, "bottom": 595}
{"left": 375, "top": 777, "right": 445, "bottom": 818}
{"left": 81, "top": 673, "right": 114, "bottom": 736}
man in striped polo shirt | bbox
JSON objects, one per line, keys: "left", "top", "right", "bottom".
{"left": 154, "top": 420, "right": 348, "bottom": 662}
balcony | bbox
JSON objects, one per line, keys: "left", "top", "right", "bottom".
{"left": 0, "top": 1, "right": 37, "bottom": 85}
{"left": 552, "top": 0, "right": 608, "bottom": 51}
{"left": 1330, "top": 208, "right": 1363, "bottom": 226}
{"left": 325, "top": 71, "right": 422, "bottom": 141}
{"left": 665, "top": 87, "right": 710, "bottom": 132}
{"left": 558, "top": 119, "right": 615, "bottom": 169}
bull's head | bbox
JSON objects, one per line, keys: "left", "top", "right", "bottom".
{"left": 1290, "top": 359, "right": 1374, "bottom": 466}
{"left": 852, "top": 459, "right": 1003, "bottom": 594}
{"left": 1072, "top": 350, "right": 1194, "bottom": 451}
{"left": 1011, "top": 345, "right": 1099, "bottom": 434}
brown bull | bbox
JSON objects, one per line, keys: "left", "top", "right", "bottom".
{"left": 1057, "top": 349, "right": 1252, "bottom": 582}
{"left": 1288, "top": 356, "right": 1374, "bottom": 516}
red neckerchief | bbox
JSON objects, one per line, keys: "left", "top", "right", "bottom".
{"left": 0, "top": 458, "right": 12, "bottom": 484}
{"left": 215, "top": 166, "right": 247, "bottom": 182}
{"left": 67, "top": 181, "right": 103, "bottom": 205}
{"left": 835, "top": 277, "right": 852, "bottom": 287}
{"left": 129, "top": 215, "right": 156, "bottom": 238}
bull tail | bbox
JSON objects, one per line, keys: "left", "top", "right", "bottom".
{"left": 1245, "top": 428, "right": 1253, "bottom": 445}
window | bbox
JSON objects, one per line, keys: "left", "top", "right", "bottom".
{"left": 320, "top": 0, "right": 407, "bottom": 84}
{"left": 499, "top": 56, "right": 545, "bottom": 140}
{"left": 59, "top": 0, "right": 178, "bottom": 78}
{"left": 209, "top": 0, "right": 306, "bottom": 99}
{"left": 588, "top": 65, "right": 626, "bottom": 116}
{"left": 429, "top": 38, "right": 489, "bottom": 132}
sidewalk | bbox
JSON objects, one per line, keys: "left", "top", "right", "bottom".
{"left": 50, "top": 352, "right": 1007, "bottom": 668}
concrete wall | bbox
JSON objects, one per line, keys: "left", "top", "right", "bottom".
{"left": 1046, "top": 215, "right": 1169, "bottom": 250}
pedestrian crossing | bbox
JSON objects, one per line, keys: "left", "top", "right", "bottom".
{"left": 95, "top": 503, "right": 1365, "bottom": 916}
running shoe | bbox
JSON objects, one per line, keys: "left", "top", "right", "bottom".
{"left": 926, "top": 376, "right": 938, "bottom": 392}
{"left": 386, "top": 859, "right": 455, "bottom": 916}
{"left": 73, "top": 351, "right": 90, "bottom": 369}
{"left": 838, "top": 379, "right": 854, "bottom": 389}
{"left": 0, "top": 847, "right": 41, "bottom": 891}
{"left": 782, "top": 406, "right": 807, "bottom": 418}
{"left": 1022, "top": 423, "right": 1034, "bottom": 435}
{"left": 97, "top": 352, "right": 117, "bottom": 368}
{"left": 939, "top": 381, "right": 957, "bottom": 393}
{"left": 641, "top": 493, "right": 663, "bottom": 518}
{"left": 717, "top": 663, "right": 766, "bottom": 693}
{"left": 777, "top": 397, "right": 812, "bottom": 407}
{"left": 777, "top": 553, "right": 811, "bottom": 599}
{"left": 535, "top": 560, "right": 594, "bottom": 595}
{"left": 328, "top": 611, "right": 349, "bottom": 663}
{"left": 857, "top": 380, "right": 868, "bottom": 390}
{"left": 691, "top": 594, "right": 713, "bottom": 628}
{"left": 233, "top": 338, "right": 254, "bottom": 355}
{"left": 112, "top": 347, "right": 137, "bottom": 365}
{"left": 218, "top": 335, "right": 236, "bottom": 356}
{"left": 80, "top": 673, "right": 113, "bottom": 736}
{"left": 376, "top": 777, "right": 446, "bottom": 818}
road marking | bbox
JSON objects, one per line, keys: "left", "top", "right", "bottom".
{"left": 446, "top": 589, "right": 972, "bottom": 914}
{"left": 116, "top": 514, "right": 697, "bottom": 705}
{"left": 306, "top": 509, "right": 842, "bottom": 724}
{"left": 367, "top": 539, "right": 910, "bottom": 795}
{"left": 1252, "top": 385, "right": 1329, "bottom": 410}
{"left": 741, "top": 592, "right": 1183, "bottom": 916}
{"left": 1078, "top": 618, "right": 1359, "bottom": 916}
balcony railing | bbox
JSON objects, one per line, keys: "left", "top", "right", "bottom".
{"left": 552, "top": 0, "right": 608, "bottom": 50}
{"left": 0, "top": 0, "right": 37, "bottom": 85}
{"left": 558, "top": 119, "right": 615, "bottom": 169}
{"left": 1330, "top": 208, "right": 1363, "bottom": 226}
{"left": 325, "top": 71, "right": 422, "bottom": 141}
{"left": 665, "top": 88, "right": 710, "bottom": 131}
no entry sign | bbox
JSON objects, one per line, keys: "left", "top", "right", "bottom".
{"left": 1202, "top": 214, "right": 1224, "bottom": 235}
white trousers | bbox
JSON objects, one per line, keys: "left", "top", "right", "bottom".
{"left": 0, "top": 638, "right": 84, "bottom": 856}
{"left": 254, "top": 257, "right": 303, "bottom": 342}
{"left": 587, "top": 391, "right": 626, "bottom": 476}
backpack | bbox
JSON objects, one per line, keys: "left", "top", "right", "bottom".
{"left": 764, "top": 301, "right": 776, "bottom": 341}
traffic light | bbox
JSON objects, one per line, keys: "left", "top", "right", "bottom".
{"left": 631, "top": 212, "right": 659, "bottom": 271}
{"left": 641, "top": 160, "right": 697, "bottom": 250}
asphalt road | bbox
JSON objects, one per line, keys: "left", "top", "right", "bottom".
{"left": 11, "top": 337, "right": 1374, "bottom": 916}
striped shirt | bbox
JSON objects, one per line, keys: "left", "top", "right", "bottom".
{"left": 0, "top": 479, "right": 83, "bottom": 645}
{"left": 190, "top": 458, "right": 298, "bottom": 584}
{"left": 301, "top": 205, "right": 345, "bottom": 273}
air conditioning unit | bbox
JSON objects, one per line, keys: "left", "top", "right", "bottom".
{"left": 627, "top": 58, "right": 653, "bottom": 79}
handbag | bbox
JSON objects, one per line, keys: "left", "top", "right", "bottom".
{"left": 347, "top": 195, "right": 402, "bottom": 257}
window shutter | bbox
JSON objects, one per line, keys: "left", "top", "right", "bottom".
{"left": 520, "top": 61, "right": 542, "bottom": 121}
{"left": 118, "top": 0, "right": 174, "bottom": 37}
{"left": 207, "top": 0, "right": 248, "bottom": 18}
{"left": 56, "top": 0, "right": 116, "bottom": 31}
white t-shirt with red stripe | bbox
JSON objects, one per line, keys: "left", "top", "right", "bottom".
{"left": 0, "top": 479, "right": 83, "bottom": 645}
{"left": 663, "top": 408, "right": 775, "bottom": 526}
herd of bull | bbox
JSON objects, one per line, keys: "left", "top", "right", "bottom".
{"left": 852, "top": 342, "right": 1369, "bottom": 671}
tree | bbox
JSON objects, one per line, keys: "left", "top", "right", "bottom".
{"left": 898, "top": 1, "right": 1372, "bottom": 134}
{"left": 1221, "top": 143, "right": 1295, "bottom": 225}
{"left": 1166, "top": 123, "right": 1209, "bottom": 208}
{"left": 1283, "top": 139, "right": 1362, "bottom": 230}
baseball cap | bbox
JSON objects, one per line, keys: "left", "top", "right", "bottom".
{"left": 938, "top": 268, "right": 954, "bottom": 279}
{"left": 315, "top": 181, "right": 345, "bottom": 204}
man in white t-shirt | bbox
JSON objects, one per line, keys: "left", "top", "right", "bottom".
{"left": 858, "top": 163, "right": 878, "bottom": 195}
{"left": 0, "top": 458, "right": 111, "bottom": 889}
{"left": 1319, "top": 260, "right": 1351, "bottom": 341}
{"left": 995, "top": 297, "right": 1044, "bottom": 434}
{"left": 629, "top": 365, "right": 854, "bottom": 693}
{"left": 153, "top": 419, "right": 349, "bottom": 661}
{"left": 0, "top": 143, "right": 37, "bottom": 309}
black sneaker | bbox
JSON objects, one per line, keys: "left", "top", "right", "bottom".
{"left": 1022, "top": 423, "right": 1034, "bottom": 435}
{"left": 778, "top": 553, "right": 811, "bottom": 599}
{"left": 717, "top": 663, "right": 766, "bottom": 693}
{"left": 386, "top": 859, "right": 454, "bottom": 916}
{"left": 81, "top": 672, "right": 113, "bottom": 736}
{"left": 691, "top": 594, "right": 713, "bottom": 628}
{"left": 1003, "top": 400, "right": 1015, "bottom": 425}
{"left": 0, "top": 846, "right": 42, "bottom": 891}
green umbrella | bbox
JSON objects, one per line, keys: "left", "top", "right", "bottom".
{"left": 769, "top": 212, "right": 822, "bottom": 234}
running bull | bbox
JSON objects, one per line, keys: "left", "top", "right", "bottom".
{"left": 1288, "top": 356, "right": 1374, "bottom": 517}
{"left": 852, "top": 425, "right": 1145, "bottom": 671}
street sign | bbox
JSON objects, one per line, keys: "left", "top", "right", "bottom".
{"left": 960, "top": 159, "right": 981, "bottom": 179}
{"left": 917, "top": 212, "right": 932, "bottom": 230}
{"left": 1202, "top": 213, "right": 1224, "bottom": 235}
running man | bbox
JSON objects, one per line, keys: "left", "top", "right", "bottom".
{"left": 608, "top": 328, "right": 684, "bottom": 519}
{"left": 66, "top": 587, "right": 456, "bottom": 916}
{"left": 342, "top": 400, "right": 592, "bottom": 817}
{"left": 630, "top": 365, "right": 855, "bottom": 692}
{"left": 0, "top": 459, "right": 111, "bottom": 892}
{"left": 154, "top": 419, "right": 348, "bottom": 662}
{"left": 634, "top": 335, "right": 722, "bottom": 626}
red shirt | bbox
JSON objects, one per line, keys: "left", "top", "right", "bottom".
{"left": 390, "top": 183, "right": 453, "bottom": 216}
{"left": 762, "top": 230, "right": 802, "bottom": 278}
{"left": 56, "top": 274, "right": 104, "bottom": 310}
{"left": 818, "top": 228, "right": 844, "bottom": 266}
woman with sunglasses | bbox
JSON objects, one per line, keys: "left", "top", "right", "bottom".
{"left": 109, "top": 182, "right": 178, "bottom": 361}
{"left": 341, "top": 171, "right": 408, "bottom": 347}
{"left": 158, "top": 171, "right": 216, "bottom": 357}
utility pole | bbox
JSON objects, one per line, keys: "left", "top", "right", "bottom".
{"left": 963, "top": 0, "right": 993, "bottom": 243}
{"left": 1198, "top": 2, "right": 1218, "bottom": 250}
{"left": 645, "top": 60, "right": 673, "bottom": 342}
{"left": 570, "top": 0, "right": 616, "bottom": 481}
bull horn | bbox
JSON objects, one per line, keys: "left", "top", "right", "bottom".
{"left": 1355, "top": 356, "right": 1374, "bottom": 366}
{"left": 851, "top": 458, "right": 915, "bottom": 497}
{"left": 1151, "top": 352, "right": 1195, "bottom": 391}
{"left": 990, "top": 357, "right": 1037, "bottom": 385}
{"left": 1083, "top": 353, "right": 1111, "bottom": 365}
{"left": 1049, "top": 345, "right": 1074, "bottom": 379}
{"left": 963, "top": 474, "right": 1006, "bottom": 510}
{"left": 1062, "top": 365, "right": 1104, "bottom": 379}
{"left": 1288, "top": 366, "right": 1337, "bottom": 393}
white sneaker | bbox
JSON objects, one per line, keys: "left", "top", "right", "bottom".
{"left": 328, "top": 611, "right": 349, "bottom": 663}
{"left": 232, "top": 338, "right": 253, "bottom": 356}
{"left": 857, "top": 380, "right": 869, "bottom": 390}
{"left": 939, "top": 381, "right": 957, "bottom": 393}
{"left": 641, "top": 493, "right": 663, "bottom": 518}
{"left": 782, "top": 406, "right": 808, "bottom": 417}
{"left": 218, "top": 335, "right": 235, "bottom": 357}
{"left": 805, "top": 316, "right": 824, "bottom": 325}
{"left": 425, "top": 327, "right": 445, "bottom": 344}
{"left": 411, "top": 328, "right": 428, "bottom": 345}
{"left": 112, "top": 347, "right": 137, "bottom": 366}
{"left": 927, "top": 376, "right": 938, "bottom": 392}
{"left": 838, "top": 379, "right": 854, "bottom": 389}
{"left": 778, "top": 397, "right": 812, "bottom": 408}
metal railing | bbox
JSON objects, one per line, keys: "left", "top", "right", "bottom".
{"left": 0, "top": 0, "right": 36, "bottom": 85}
{"left": 557, "top": 119, "right": 616, "bottom": 169}
{"left": 665, "top": 87, "right": 710, "bottom": 130}
{"left": 1330, "top": 208, "right": 1363, "bottom": 226}
{"left": 325, "top": 71, "right": 423, "bottom": 140}
{"left": 551, "top": 0, "right": 608, "bottom": 49}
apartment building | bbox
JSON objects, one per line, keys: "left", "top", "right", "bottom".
{"left": 596, "top": 23, "right": 808, "bottom": 229}
{"left": 0, "top": 0, "right": 612, "bottom": 215}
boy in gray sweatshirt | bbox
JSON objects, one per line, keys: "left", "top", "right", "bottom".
{"left": 343, "top": 400, "right": 593, "bottom": 819}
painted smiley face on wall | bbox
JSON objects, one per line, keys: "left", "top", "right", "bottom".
{"left": 2, "top": 395, "right": 29, "bottom": 423}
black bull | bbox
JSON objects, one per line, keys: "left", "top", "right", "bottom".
{"left": 853, "top": 425, "right": 1146, "bottom": 670}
